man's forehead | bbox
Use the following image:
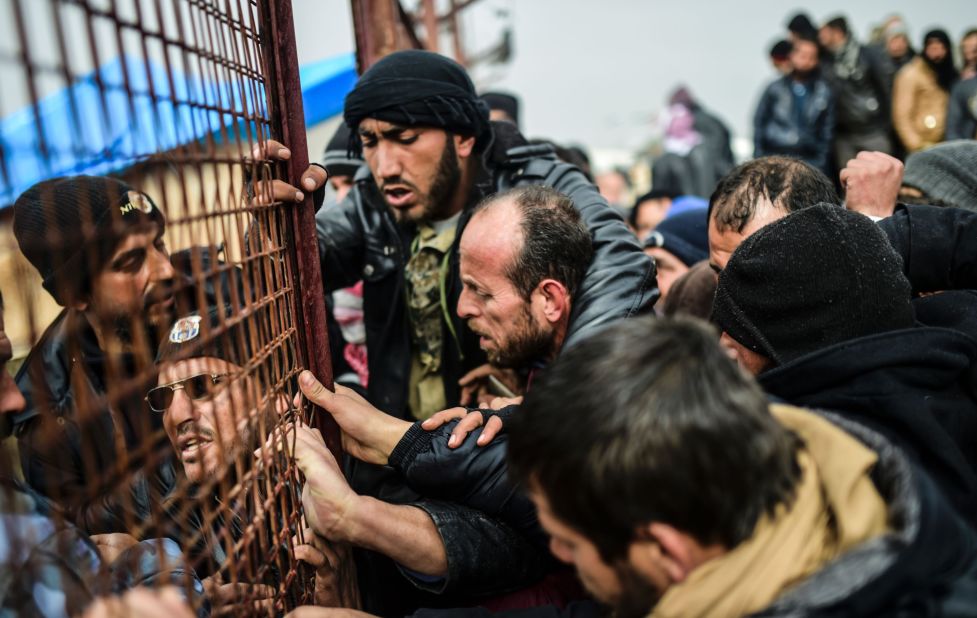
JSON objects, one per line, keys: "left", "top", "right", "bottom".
{"left": 109, "top": 222, "right": 163, "bottom": 256}
{"left": 161, "top": 356, "right": 240, "bottom": 381}
{"left": 358, "top": 118, "right": 419, "bottom": 134}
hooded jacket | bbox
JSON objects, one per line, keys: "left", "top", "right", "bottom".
{"left": 759, "top": 326, "right": 977, "bottom": 526}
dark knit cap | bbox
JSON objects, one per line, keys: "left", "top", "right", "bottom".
{"left": 322, "top": 123, "right": 365, "bottom": 178}
{"left": 711, "top": 204, "right": 914, "bottom": 365}
{"left": 787, "top": 13, "right": 818, "bottom": 39}
{"left": 157, "top": 305, "right": 254, "bottom": 367}
{"left": 12, "top": 175, "right": 164, "bottom": 305}
{"left": 343, "top": 50, "right": 490, "bottom": 152}
{"left": 643, "top": 207, "right": 709, "bottom": 267}
{"left": 770, "top": 40, "right": 793, "bottom": 61}
{"left": 480, "top": 91, "right": 520, "bottom": 127}
{"left": 903, "top": 140, "right": 977, "bottom": 212}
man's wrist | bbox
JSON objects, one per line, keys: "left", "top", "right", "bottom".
{"left": 335, "top": 494, "right": 369, "bottom": 545}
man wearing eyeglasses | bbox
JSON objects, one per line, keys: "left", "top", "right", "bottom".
{"left": 151, "top": 307, "right": 356, "bottom": 611}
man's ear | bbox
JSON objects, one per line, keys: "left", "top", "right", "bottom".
{"left": 454, "top": 133, "right": 477, "bottom": 159}
{"left": 535, "top": 279, "right": 570, "bottom": 325}
{"left": 644, "top": 522, "right": 697, "bottom": 585}
{"left": 68, "top": 293, "right": 90, "bottom": 312}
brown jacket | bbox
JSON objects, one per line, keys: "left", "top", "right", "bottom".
{"left": 892, "top": 57, "right": 949, "bottom": 152}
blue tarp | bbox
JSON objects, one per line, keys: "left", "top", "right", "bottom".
{"left": 0, "top": 52, "right": 357, "bottom": 207}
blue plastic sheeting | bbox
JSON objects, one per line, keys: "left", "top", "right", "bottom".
{"left": 0, "top": 52, "right": 356, "bottom": 207}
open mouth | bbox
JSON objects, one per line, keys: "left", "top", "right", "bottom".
{"left": 178, "top": 434, "right": 213, "bottom": 461}
{"left": 383, "top": 186, "right": 416, "bottom": 208}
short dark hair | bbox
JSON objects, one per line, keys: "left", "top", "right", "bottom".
{"left": 473, "top": 186, "right": 593, "bottom": 300}
{"left": 508, "top": 316, "right": 802, "bottom": 562}
{"left": 629, "top": 189, "right": 677, "bottom": 228}
{"left": 708, "top": 156, "right": 839, "bottom": 233}
{"left": 824, "top": 16, "right": 849, "bottom": 36}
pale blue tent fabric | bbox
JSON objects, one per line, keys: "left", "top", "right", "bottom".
{"left": 0, "top": 52, "right": 356, "bottom": 207}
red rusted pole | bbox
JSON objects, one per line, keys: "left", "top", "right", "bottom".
{"left": 265, "top": 0, "right": 340, "bottom": 457}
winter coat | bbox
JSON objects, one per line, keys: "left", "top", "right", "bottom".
{"left": 878, "top": 204, "right": 977, "bottom": 295}
{"left": 315, "top": 122, "right": 658, "bottom": 420}
{"left": 892, "top": 57, "right": 950, "bottom": 152}
{"left": 759, "top": 326, "right": 977, "bottom": 526}
{"left": 946, "top": 76, "right": 977, "bottom": 141}
{"left": 753, "top": 75, "right": 836, "bottom": 173}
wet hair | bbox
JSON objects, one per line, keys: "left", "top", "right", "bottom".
{"left": 509, "top": 316, "right": 802, "bottom": 562}
{"left": 708, "top": 157, "right": 839, "bottom": 233}
{"left": 472, "top": 185, "right": 593, "bottom": 300}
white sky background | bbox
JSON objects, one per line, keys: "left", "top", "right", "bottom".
{"left": 294, "top": 0, "right": 975, "bottom": 164}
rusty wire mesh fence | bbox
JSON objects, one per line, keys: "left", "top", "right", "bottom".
{"left": 0, "top": 0, "right": 331, "bottom": 614}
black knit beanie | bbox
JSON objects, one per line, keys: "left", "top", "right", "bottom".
{"left": 480, "top": 91, "right": 520, "bottom": 127}
{"left": 322, "top": 123, "right": 365, "bottom": 178}
{"left": 711, "top": 204, "right": 914, "bottom": 365}
{"left": 343, "top": 50, "right": 491, "bottom": 153}
{"left": 12, "top": 175, "right": 164, "bottom": 305}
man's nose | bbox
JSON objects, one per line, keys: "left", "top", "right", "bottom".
{"left": 456, "top": 286, "right": 477, "bottom": 319}
{"left": 150, "top": 245, "right": 176, "bottom": 284}
{"left": 166, "top": 388, "right": 199, "bottom": 426}
{"left": 374, "top": 142, "right": 403, "bottom": 180}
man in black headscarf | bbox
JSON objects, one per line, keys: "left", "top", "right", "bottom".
{"left": 256, "top": 49, "right": 656, "bottom": 613}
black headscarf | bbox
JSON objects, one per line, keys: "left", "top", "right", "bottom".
{"left": 922, "top": 29, "right": 959, "bottom": 91}
{"left": 343, "top": 50, "right": 491, "bottom": 154}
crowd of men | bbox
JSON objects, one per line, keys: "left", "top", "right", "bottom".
{"left": 2, "top": 13, "right": 977, "bottom": 617}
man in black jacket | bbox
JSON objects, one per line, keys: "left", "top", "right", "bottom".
{"left": 11, "top": 176, "right": 180, "bottom": 533}
{"left": 711, "top": 205, "right": 977, "bottom": 526}
{"left": 818, "top": 16, "right": 893, "bottom": 167}
{"left": 262, "top": 49, "right": 656, "bottom": 423}
{"left": 753, "top": 36, "right": 836, "bottom": 176}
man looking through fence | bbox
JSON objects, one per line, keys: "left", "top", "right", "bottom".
{"left": 151, "top": 306, "right": 357, "bottom": 612}
{"left": 0, "top": 288, "right": 206, "bottom": 616}
{"left": 10, "top": 176, "right": 179, "bottom": 532}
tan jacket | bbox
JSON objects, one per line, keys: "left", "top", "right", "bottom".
{"left": 892, "top": 57, "right": 949, "bottom": 152}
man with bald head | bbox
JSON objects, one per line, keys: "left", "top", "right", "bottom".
{"left": 458, "top": 185, "right": 591, "bottom": 371}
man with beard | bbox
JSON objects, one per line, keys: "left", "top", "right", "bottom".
{"left": 259, "top": 49, "right": 655, "bottom": 423}
{"left": 256, "top": 49, "right": 654, "bottom": 613}
{"left": 10, "top": 176, "right": 182, "bottom": 533}
{"left": 150, "top": 308, "right": 328, "bottom": 613}
{"left": 753, "top": 35, "right": 836, "bottom": 176}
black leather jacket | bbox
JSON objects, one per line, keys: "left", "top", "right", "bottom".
{"left": 315, "top": 123, "right": 659, "bottom": 419}
{"left": 753, "top": 75, "right": 836, "bottom": 173}
{"left": 821, "top": 42, "right": 891, "bottom": 134}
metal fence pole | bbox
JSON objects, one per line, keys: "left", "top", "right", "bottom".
{"left": 261, "top": 0, "right": 340, "bottom": 457}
